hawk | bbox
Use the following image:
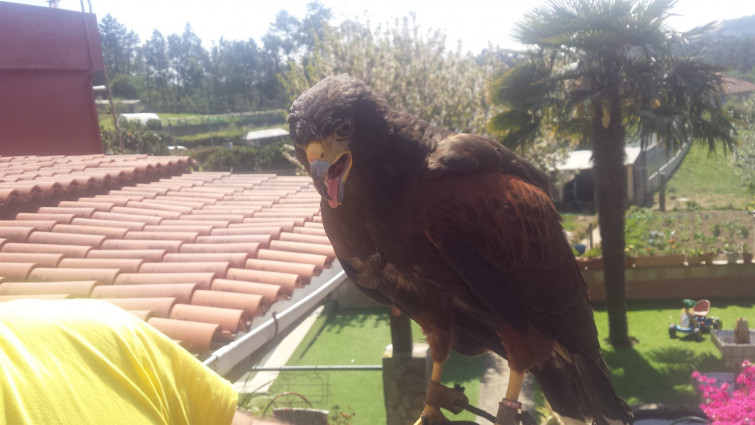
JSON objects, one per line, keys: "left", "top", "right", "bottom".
{"left": 288, "top": 75, "right": 631, "bottom": 425}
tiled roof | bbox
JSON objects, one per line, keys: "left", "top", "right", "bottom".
{"left": 0, "top": 154, "right": 337, "bottom": 357}
{"left": 722, "top": 75, "right": 755, "bottom": 95}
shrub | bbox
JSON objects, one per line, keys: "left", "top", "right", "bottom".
{"left": 692, "top": 360, "right": 755, "bottom": 424}
{"left": 101, "top": 121, "right": 170, "bottom": 155}
{"left": 193, "top": 142, "right": 297, "bottom": 172}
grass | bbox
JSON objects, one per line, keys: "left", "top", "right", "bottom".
{"left": 665, "top": 142, "right": 752, "bottom": 210}
{"left": 561, "top": 213, "right": 598, "bottom": 243}
{"left": 593, "top": 298, "right": 755, "bottom": 406}
{"left": 259, "top": 305, "right": 483, "bottom": 424}
{"left": 253, "top": 298, "right": 755, "bottom": 424}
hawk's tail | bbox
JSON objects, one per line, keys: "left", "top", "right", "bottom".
{"left": 531, "top": 353, "right": 633, "bottom": 425}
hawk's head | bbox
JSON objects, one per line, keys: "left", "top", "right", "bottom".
{"left": 288, "top": 75, "right": 389, "bottom": 208}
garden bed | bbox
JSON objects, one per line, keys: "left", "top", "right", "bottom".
{"left": 577, "top": 207, "right": 754, "bottom": 266}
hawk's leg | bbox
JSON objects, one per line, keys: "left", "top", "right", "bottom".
{"left": 496, "top": 369, "right": 524, "bottom": 425}
{"left": 413, "top": 360, "right": 450, "bottom": 425}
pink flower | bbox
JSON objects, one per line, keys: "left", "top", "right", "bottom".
{"left": 693, "top": 359, "right": 755, "bottom": 425}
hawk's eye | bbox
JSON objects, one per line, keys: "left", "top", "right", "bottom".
{"left": 334, "top": 119, "right": 353, "bottom": 139}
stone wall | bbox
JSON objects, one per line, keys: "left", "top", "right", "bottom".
{"left": 382, "top": 344, "right": 431, "bottom": 425}
{"left": 583, "top": 263, "right": 755, "bottom": 302}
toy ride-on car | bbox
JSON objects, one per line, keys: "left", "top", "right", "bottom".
{"left": 668, "top": 299, "right": 722, "bottom": 341}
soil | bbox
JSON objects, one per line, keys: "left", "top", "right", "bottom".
{"left": 627, "top": 207, "right": 754, "bottom": 254}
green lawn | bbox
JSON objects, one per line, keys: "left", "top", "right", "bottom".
{"left": 665, "top": 143, "right": 752, "bottom": 210}
{"left": 247, "top": 297, "right": 755, "bottom": 424}
{"left": 593, "top": 298, "right": 755, "bottom": 406}
{"left": 256, "top": 305, "right": 483, "bottom": 424}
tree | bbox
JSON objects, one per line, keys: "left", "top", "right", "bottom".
{"left": 208, "top": 39, "right": 262, "bottom": 111}
{"left": 99, "top": 14, "right": 140, "bottom": 76}
{"left": 166, "top": 24, "right": 209, "bottom": 109}
{"left": 142, "top": 30, "right": 171, "bottom": 108}
{"left": 489, "top": 0, "right": 737, "bottom": 346}
{"left": 281, "top": 16, "right": 513, "bottom": 135}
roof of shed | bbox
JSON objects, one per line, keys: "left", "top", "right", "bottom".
{"left": 554, "top": 147, "right": 643, "bottom": 171}
{"left": 0, "top": 154, "right": 337, "bottom": 359}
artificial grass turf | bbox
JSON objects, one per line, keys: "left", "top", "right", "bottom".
{"left": 270, "top": 305, "right": 484, "bottom": 424}
{"left": 262, "top": 297, "right": 755, "bottom": 423}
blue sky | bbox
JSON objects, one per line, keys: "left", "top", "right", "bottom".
{"left": 9, "top": 0, "right": 755, "bottom": 53}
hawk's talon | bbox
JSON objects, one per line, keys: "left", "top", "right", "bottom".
{"left": 413, "top": 405, "right": 452, "bottom": 425}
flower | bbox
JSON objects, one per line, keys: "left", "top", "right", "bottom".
{"left": 693, "top": 360, "right": 755, "bottom": 424}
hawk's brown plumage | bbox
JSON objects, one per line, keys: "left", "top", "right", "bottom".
{"left": 289, "top": 75, "right": 632, "bottom": 425}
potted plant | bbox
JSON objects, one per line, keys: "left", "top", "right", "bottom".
{"left": 685, "top": 247, "right": 704, "bottom": 266}
{"left": 695, "top": 232, "right": 717, "bottom": 265}
{"left": 743, "top": 244, "right": 753, "bottom": 264}
{"left": 724, "top": 222, "right": 741, "bottom": 264}
{"left": 724, "top": 243, "right": 740, "bottom": 264}
{"left": 581, "top": 247, "right": 603, "bottom": 270}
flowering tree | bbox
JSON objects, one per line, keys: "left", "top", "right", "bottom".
{"left": 692, "top": 360, "right": 755, "bottom": 424}
{"left": 729, "top": 94, "right": 755, "bottom": 196}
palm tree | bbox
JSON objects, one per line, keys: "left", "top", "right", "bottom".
{"left": 490, "top": 0, "right": 737, "bottom": 347}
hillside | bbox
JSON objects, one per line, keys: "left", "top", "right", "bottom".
{"left": 715, "top": 14, "right": 755, "bottom": 37}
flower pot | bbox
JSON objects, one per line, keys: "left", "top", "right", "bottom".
{"left": 582, "top": 258, "right": 603, "bottom": 270}
{"left": 725, "top": 252, "right": 739, "bottom": 264}
{"left": 743, "top": 253, "right": 753, "bottom": 264}
{"left": 686, "top": 255, "right": 703, "bottom": 266}
{"left": 634, "top": 254, "right": 685, "bottom": 268}
{"left": 702, "top": 252, "right": 716, "bottom": 265}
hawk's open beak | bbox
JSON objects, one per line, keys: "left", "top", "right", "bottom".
{"left": 306, "top": 141, "right": 352, "bottom": 209}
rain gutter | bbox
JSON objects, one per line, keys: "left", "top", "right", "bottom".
{"left": 203, "top": 264, "right": 348, "bottom": 377}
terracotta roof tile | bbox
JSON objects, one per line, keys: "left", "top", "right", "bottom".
{"left": 163, "top": 252, "right": 249, "bottom": 269}
{"left": 37, "top": 206, "right": 96, "bottom": 218}
{"left": 0, "top": 226, "right": 34, "bottom": 242}
{"left": 211, "top": 279, "right": 282, "bottom": 304}
{"left": 139, "top": 261, "right": 230, "bottom": 275}
{"left": 190, "top": 289, "right": 266, "bottom": 317}
{"left": 71, "top": 217, "right": 146, "bottom": 231}
{"left": 0, "top": 280, "right": 99, "bottom": 297}
{"left": 256, "top": 249, "right": 331, "bottom": 268}
{"left": 15, "top": 212, "right": 76, "bottom": 224}
{"left": 27, "top": 267, "right": 120, "bottom": 285}
{"left": 87, "top": 249, "right": 166, "bottom": 262}
{"left": 124, "top": 231, "right": 199, "bottom": 243}
{"left": 53, "top": 224, "right": 129, "bottom": 239}
{"left": 91, "top": 283, "right": 197, "bottom": 304}
{"left": 114, "top": 272, "right": 216, "bottom": 289}
{"left": 0, "top": 262, "right": 36, "bottom": 280}
{"left": 2, "top": 242, "right": 92, "bottom": 257}
{"left": 147, "top": 317, "right": 220, "bottom": 353}
{"left": 100, "top": 297, "right": 177, "bottom": 318}
{"left": 0, "top": 219, "right": 58, "bottom": 231}
{"left": 169, "top": 303, "right": 247, "bottom": 334}
{"left": 27, "top": 231, "right": 106, "bottom": 247}
{"left": 59, "top": 258, "right": 144, "bottom": 273}
{"left": 226, "top": 268, "right": 299, "bottom": 295}
{"left": 0, "top": 156, "right": 340, "bottom": 357}
{"left": 100, "top": 239, "right": 183, "bottom": 252}
{"left": 0, "top": 252, "right": 64, "bottom": 267}
{"left": 268, "top": 240, "right": 335, "bottom": 259}
{"left": 91, "top": 211, "right": 164, "bottom": 225}
{"left": 127, "top": 201, "right": 194, "bottom": 214}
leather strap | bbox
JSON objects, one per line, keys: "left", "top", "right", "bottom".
{"left": 424, "top": 381, "right": 469, "bottom": 414}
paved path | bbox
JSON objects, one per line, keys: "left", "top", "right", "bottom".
{"left": 234, "top": 305, "right": 324, "bottom": 394}
{"left": 477, "top": 354, "right": 535, "bottom": 423}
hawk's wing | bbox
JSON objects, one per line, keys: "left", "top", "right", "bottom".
{"left": 415, "top": 135, "right": 600, "bottom": 361}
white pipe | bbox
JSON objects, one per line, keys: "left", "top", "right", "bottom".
{"left": 203, "top": 265, "right": 347, "bottom": 376}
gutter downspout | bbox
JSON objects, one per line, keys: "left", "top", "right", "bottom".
{"left": 203, "top": 265, "right": 347, "bottom": 377}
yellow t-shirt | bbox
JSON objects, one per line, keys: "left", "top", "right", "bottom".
{"left": 0, "top": 299, "right": 237, "bottom": 424}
